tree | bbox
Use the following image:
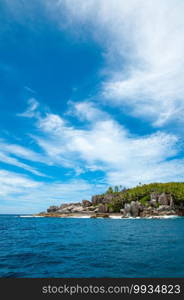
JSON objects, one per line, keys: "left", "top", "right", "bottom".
{"left": 114, "top": 186, "right": 119, "bottom": 193}
{"left": 107, "top": 187, "right": 113, "bottom": 194}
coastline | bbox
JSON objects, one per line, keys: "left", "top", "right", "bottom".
{"left": 34, "top": 184, "right": 184, "bottom": 219}
{"left": 27, "top": 213, "right": 180, "bottom": 219}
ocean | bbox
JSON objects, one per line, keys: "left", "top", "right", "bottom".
{"left": 0, "top": 215, "right": 184, "bottom": 278}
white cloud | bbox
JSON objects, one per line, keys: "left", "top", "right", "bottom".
{"left": 24, "top": 86, "right": 36, "bottom": 94}
{"left": 0, "top": 139, "right": 53, "bottom": 176}
{"left": 20, "top": 179, "right": 104, "bottom": 207}
{"left": 17, "top": 98, "right": 39, "bottom": 118}
{"left": 2, "top": 1, "right": 184, "bottom": 213}
{"left": 108, "top": 158, "right": 184, "bottom": 187}
{"left": 66, "top": 101, "right": 108, "bottom": 122}
{"left": 51, "top": 0, "right": 184, "bottom": 127}
{"left": 0, "top": 170, "right": 40, "bottom": 197}
{"left": 0, "top": 141, "right": 48, "bottom": 164}
{"left": 4, "top": 0, "right": 184, "bottom": 126}
{"left": 25, "top": 100, "right": 183, "bottom": 187}
{"left": 37, "top": 113, "right": 65, "bottom": 133}
{"left": 0, "top": 169, "right": 105, "bottom": 213}
{"left": 0, "top": 151, "right": 45, "bottom": 177}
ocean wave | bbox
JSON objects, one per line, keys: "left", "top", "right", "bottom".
{"left": 20, "top": 215, "right": 44, "bottom": 218}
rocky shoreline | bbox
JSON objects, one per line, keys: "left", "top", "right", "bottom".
{"left": 35, "top": 189, "right": 184, "bottom": 219}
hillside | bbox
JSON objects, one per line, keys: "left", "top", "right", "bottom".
{"left": 98, "top": 182, "right": 184, "bottom": 211}
{"left": 37, "top": 182, "right": 184, "bottom": 218}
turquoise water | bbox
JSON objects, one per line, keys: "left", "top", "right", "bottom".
{"left": 0, "top": 215, "right": 184, "bottom": 278}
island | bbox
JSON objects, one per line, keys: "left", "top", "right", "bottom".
{"left": 35, "top": 182, "right": 184, "bottom": 218}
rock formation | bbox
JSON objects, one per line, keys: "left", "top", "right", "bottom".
{"left": 82, "top": 200, "right": 92, "bottom": 207}
{"left": 37, "top": 183, "right": 184, "bottom": 218}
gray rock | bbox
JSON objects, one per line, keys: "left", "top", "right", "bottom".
{"left": 140, "top": 208, "right": 153, "bottom": 217}
{"left": 158, "top": 193, "right": 173, "bottom": 206}
{"left": 88, "top": 206, "right": 96, "bottom": 211}
{"left": 103, "top": 194, "right": 114, "bottom": 203}
{"left": 123, "top": 212, "right": 131, "bottom": 218}
{"left": 150, "top": 192, "right": 159, "bottom": 201}
{"left": 98, "top": 204, "right": 108, "bottom": 213}
{"left": 60, "top": 204, "right": 69, "bottom": 209}
{"left": 91, "top": 194, "right": 113, "bottom": 205}
{"left": 71, "top": 206, "right": 84, "bottom": 213}
{"left": 82, "top": 200, "right": 92, "bottom": 207}
{"left": 124, "top": 203, "right": 131, "bottom": 213}
{"left": 170, "top": 197, "right": 174, "bottom": 208}
{"left": 157, "top": 205, "right": 170, "bottom": 211}
{"left": 130, "top": 201, "right": 140, "bottom": 217}
{"left": 150, "top": 199, "right": 157, "bottom": 208}
{"left": 47, "top": 206, "right": 59, "bottom": 213}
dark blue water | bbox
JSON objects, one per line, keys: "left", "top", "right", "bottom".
{"left": 0, "top": 215, "right": 184, "bottom": 278}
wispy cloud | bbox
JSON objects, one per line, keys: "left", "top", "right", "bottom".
{"left": 52, "top": 0, "right": 184, "bottom": 127}
{"left": 24, "top": 86, "right": 36, "bottom": 94}
{"left": 18, "top": 99, "right": 183, "bottom": 187}
{"left": 0, "top": 139, "right": 53, "bottom": 176}
{"left": 0, "top": 151, "right": 45, "bottom": 177}
{"left": 2, "top": 0, "right": 184, "bottom": 214}
{"left": 4, "top": 0, "right": 184, "bottom": 127}
{"left": 66, "top": 101, "right": 108, "bottom": 122}
{"left": 0, "top": 169, "right": 105, "bottom": 213}
{"left": 0, "top": 170, "right": 40, "bottom": 197}
{"left": 17, "top": 98, "right": 39, "bottom": 118}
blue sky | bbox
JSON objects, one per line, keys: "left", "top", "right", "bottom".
{"left": 1, "top": 0, "right": 184, "bottom": 213}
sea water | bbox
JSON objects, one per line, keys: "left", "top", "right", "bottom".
{"left": 0, "top": 215, "right": 184, "bottom": 278}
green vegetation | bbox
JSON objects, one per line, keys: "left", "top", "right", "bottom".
{"left": 105, "top": 182, "right": 184, "bottom": 204}
{"left": 139, "top": 195, "right": 150, "bottom": 206}
{"left": 108, "top": 199, "right": 123, "bottom": 212}
{"left": 106, "top": 187, "right": 113, "bottom": 194}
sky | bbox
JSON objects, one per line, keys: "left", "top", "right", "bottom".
{"left": 1, "top": 0, "right": 184, "bottom": 213}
